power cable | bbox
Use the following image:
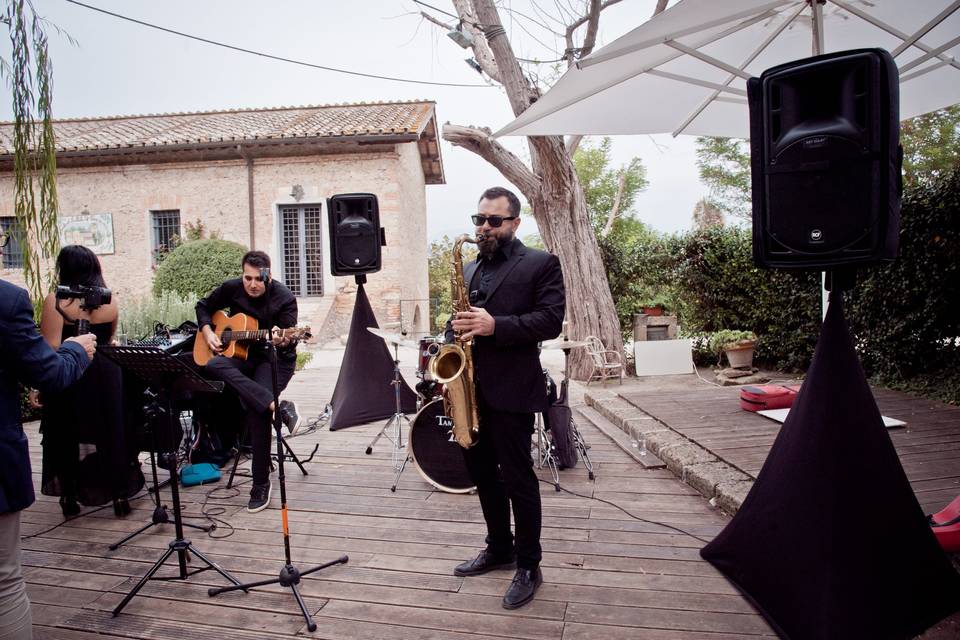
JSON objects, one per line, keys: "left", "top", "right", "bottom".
{"left": 64, "top": 0, "right": 491, "bottom": 88}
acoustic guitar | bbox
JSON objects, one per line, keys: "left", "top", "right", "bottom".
{"left": 193, "top": 310, "right": 312, "bottom": 366}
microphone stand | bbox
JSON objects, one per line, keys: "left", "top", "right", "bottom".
{"left": 208, "top": 268, "right": 348, "bottom": 632}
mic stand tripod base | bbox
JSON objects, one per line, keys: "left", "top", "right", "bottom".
{"left": 209, "top": 556, "right": 349, "bottom": 632}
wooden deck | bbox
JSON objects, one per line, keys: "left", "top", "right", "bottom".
{"left": 19, "top": 366, "right": 784, "bottom": 640}
{"left": 619, "top": 386, "right": 960, "bottom": 515}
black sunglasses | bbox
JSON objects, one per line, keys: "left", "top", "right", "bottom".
{"left": 472, "top": 214, "right": 517, "bottom": 228}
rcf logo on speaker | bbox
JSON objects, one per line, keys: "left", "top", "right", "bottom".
{"left": 809, "top": 229, "right": 824, "bottom": 243}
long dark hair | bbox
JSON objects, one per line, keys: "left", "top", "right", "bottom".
{"left": 56, "top": 245, "right": 107, "bottom": 288}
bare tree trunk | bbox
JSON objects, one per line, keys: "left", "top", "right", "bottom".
{"left": 439, "top": 0, "right": 628, "bottom": 379}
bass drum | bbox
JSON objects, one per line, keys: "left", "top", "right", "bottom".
{"left": 409, "top": 399, "right": 475, "bottom": 494}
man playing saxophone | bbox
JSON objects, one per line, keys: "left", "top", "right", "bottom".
{"left": 447, "top": 186, "right": 565, "bottom": 609}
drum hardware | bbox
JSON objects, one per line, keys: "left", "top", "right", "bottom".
{"left": 536, "top": 325, "right": 596, "bottom": 486}
{"left": 364, "top": 327, "right": 415, "bottom": 492}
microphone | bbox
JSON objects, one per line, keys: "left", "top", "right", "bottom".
{"left": 260, "top": 267, "right": 271, "bottom": 283}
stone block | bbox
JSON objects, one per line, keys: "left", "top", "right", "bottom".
{"left": 714, "top": 479, "right": 755, "bottom": 515}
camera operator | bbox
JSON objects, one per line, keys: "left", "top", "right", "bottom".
{"left": 32, "top": 246, "right": 142, "bottom": 520}
{"left": 1, "top": 235, "right": 95, "bottom": 640}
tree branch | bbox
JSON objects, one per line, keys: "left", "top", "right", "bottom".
{"left": 453, "top": 0, "right": 502, "bottom": 83}
{"left": 654, "top": 0, "right": 669, "bottom": 17}
{"left": 420, "top": 11, "right": 453, "bottom": 31}
{"left": 442, "top": 123, "right": 541, "bottom": 199}
{"left": 601, "top": 171, "right": 626, "bottom": 238}
{"left": 564, "top": 0, "right": 623, "bottom": 64}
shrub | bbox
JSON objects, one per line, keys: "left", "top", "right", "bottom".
{"left": 708, "top": 329, "right": 757, "bottom": 355}
{"left": 119, "top": 291, "right": 200, "bottom": 341}
{"left": 153, "top": 238, "right": 247, "bottom": 299}
{"left": 296, "top": 350, "right": 313, "bottom": 371}
{"left": 846, "top": 167, "right": 960, "bottom": 384}
{"left": 671, "top": 226, "right": 821, "bottom": 370}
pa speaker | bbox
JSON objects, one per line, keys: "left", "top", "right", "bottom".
{"left": 748, "top": 48, "right": 902, "bottom": 270}
{"left": 327, "top": 193, "right": 385, "bottom": 276}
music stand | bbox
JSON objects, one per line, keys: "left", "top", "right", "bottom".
{"left": 364, "top": 338, "right": 413, "bottom": 492}
{"left": 98, "top": 346, "right": 243, "bottom": 616}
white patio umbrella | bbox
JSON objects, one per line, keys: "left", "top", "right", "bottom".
{"left": 495, "top": 0, "right": 960, "bottom": 139}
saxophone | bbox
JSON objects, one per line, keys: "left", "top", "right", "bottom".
{"left": 429, "top": 233, "right": 480, "bottom": 448}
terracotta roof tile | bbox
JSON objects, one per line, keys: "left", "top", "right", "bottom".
{"left": 0, "top": 100, "right": 436, "bottom": 154}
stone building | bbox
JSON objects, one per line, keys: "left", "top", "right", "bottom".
{"left": 0, "top": 101, "right": 444, "bottom": 340}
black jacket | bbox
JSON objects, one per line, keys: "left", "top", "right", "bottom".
{"left": 452, "top": 239, "right": 565, "bottom": 413}
{"left": 0, "top": 280, "right": 89, "bottom": 513}
{"left": 195, "top": 278, "right": 298, "bottom": 361}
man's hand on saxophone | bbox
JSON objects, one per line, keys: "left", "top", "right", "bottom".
{"left": 452, "top": 306, "right": 495, "bottom": 340}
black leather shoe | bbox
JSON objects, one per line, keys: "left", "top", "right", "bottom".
{"left": 59, "top": 495, "right": 81, "bottom": 518}
{"left": 502, "top": 567, "right": 543, "bottom": 609}
{"left": 453, "top": 549, "right": 516, "bottom": 577}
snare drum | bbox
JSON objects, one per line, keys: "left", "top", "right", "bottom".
{"left": 409, "top": 398, "right": 475, "bottom": 494}
{"left": 417, "top": 337, "right": 441, "bottom": 379}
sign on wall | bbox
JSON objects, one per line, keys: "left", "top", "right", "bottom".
{"left": 59, "top": 213, "right": 115, "bottom": 255}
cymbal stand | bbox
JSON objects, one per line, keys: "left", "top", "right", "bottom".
{"left": 364, "top": 341, "right": 412, "bottom": 492}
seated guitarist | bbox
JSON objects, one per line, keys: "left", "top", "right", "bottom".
{"left": 196, "top": 250, "right": 301, "bottom": 512}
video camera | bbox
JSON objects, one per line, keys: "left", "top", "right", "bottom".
{"left": 56, "top": 284, "right": 112, "bottom": 311}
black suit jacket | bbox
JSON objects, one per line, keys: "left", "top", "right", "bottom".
{"left": 455, "top": 239, "right": 565, "bottom": 414}
{"left": 0, "top": 280, "right": 89, "bottom": 513}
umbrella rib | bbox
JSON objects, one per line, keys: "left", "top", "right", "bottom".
{"left": 664, "top": 41, "right": 752, "bottom": 79}
{"left": 831, "top": 0, "right": 960, "bottom": 72}
{"left": 890, "top": 0, "right": 960, "bottom": 58}
{"left": 495, "top": 9, "right": 775, "bottom": 137}
{"left": 671, "top": 1, "right": 807, "bottom": 137}
{"left": 900, "top": 59, "right": 951, "bottom": 83}
{"left": 580, "top": 0, "right": 791, "bottom": 68}
{"left": 647, "top": 69, "right": 747, "bottom": 96}
{"left": 898, "top": 34, "right": 960, "bottom": 74}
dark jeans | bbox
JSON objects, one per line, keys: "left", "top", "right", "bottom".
{"left": 461, "top": 388, "right": 541, "bottom": 570}
{"left": 203, "top": 354, "right": 295, "bottom": 485}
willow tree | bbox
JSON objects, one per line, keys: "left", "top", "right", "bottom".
{"left": 425, "top": 0, "right": 666, "bottom": 378}
{"left": 2, "top": 0, "right": 61, "bottom": 316}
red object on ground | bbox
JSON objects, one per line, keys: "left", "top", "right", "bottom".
{"left": 929, "top": 495, "right": 960, "bottom": 553}
{"left": 740, "top": 384, "right": 801, "bottom": 412}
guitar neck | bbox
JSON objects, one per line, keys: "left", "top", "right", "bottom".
{"left": 217, "top": 330, "right": 272, "bottom": 340}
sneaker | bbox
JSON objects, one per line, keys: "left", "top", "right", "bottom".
{"left": 280, "top": 400, "right": 302, "bottom": 435}
{"left": 247, "top": 481, "right": 272, "bottom": 513}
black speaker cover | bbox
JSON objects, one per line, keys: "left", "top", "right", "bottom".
{"left": 328, "top": 193, "right": 383, "bottom": 276}
{"left": 748, "top": 48, "right": 902, "bottom": 269}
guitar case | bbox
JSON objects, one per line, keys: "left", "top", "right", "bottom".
{"left": 545, "top": 374, "right": 578, "bottom": 470}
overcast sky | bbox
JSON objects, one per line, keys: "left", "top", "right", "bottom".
{"left": 1, "top": 0, "right": 707, "bottom": 240}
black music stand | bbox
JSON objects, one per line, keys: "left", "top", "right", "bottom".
{"left": 98, "top": 346, "right": 243, "bottom": 617}
{"left": 208, "top": 275, "right": 348, "bottom": 633}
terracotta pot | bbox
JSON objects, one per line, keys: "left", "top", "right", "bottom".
{"left": 641, "top": 305, "right": 664, "bottom": 317}
{"left": 724, "top": 342, "right": 756, "bottom": 369}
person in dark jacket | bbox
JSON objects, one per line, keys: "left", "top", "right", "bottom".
{"left": 0, "top": 231, "right": 97, "bottom": 640}
{"left": 448, "top": 187, "right": 565, "bottom": 610}
{"left": 195, "top": 250, "right": 300, "bottom": 513}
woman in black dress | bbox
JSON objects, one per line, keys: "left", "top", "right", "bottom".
{"left": 33, "top": 245, "right": 143, "bottom": 517}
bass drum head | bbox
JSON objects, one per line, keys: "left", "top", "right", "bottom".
{"left": 409, "top": 399, "right": 475, "bottom": 494}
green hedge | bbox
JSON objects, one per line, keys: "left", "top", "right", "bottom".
{"left": 153, "top": 238, "right": 247, "bottom": 299}
{"left": 670, "top": 226, "right": 821, "bottom": 370}
{"left": 846, "top": 167, "right": 960, "bottom": 380}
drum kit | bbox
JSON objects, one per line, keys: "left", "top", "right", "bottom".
{"left": 365, "top": 328, "right": 474, "bottom": 493}
{"left": 365, "top": 328, "right": 595, "bottom": 495}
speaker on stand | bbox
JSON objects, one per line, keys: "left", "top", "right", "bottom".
{"left": 747, "top": 48, "right": 902, "bottom": 272}
{"left": 328, "top": 193, "right": 386, "bottom": 278}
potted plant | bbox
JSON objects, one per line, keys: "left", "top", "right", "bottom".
{"left": 637, "top": 292, "right": 671, "bottom": 317}
{"left": 709, "top": 330, "right": 758, "bottom": 369}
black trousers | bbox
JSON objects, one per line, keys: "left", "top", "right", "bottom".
{"left": 203, "top": 354, "right": 295, "bottom": 485}
{"left": 462, "top": 388, "right": 541, "bottom": 570}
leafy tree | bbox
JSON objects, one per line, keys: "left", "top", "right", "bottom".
{"left": 427, "top": 235, "right": 477, "bottom": 333}
{"left": 692, "top": 197, "right": 725, "bottom": 229}
{"left": 573, "top": 137, "right": 648, "bottom": 237}
{"left": 695, "top": 106, "right": 960, "bottom": 217}
{"left": 2, "top": 0, "right": 66, "bottom": 315}
{"left": 152, "top": 238, "right": 247, "bottom": 299}
{"left": 900, "top": 105, "right": 960, "bottom": 188}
